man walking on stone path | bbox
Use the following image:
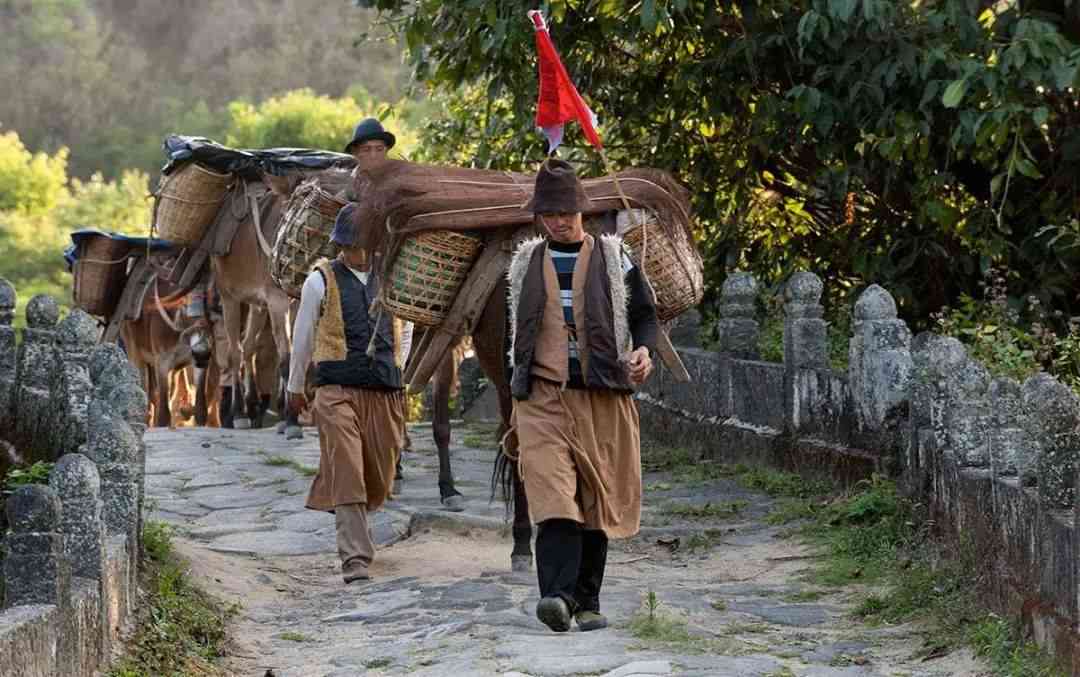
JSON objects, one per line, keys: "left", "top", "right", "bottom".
{"left": 507, "top": 158, "right": 659, "bottom": 632}
{"left": 285, "top": 119, "right": 411, "bottom": 582}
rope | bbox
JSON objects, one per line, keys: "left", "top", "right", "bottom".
{"left": 249, "top": 183, "right": 275, "bottom": 259}
{"left": 153, "top": 273, "right": 185, "bottom": 333}
{"left": 78, "top": 256, "right": 130, "bottom": 266}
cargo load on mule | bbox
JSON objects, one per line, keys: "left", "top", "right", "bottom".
{"left": 152, "top": 134, "right": 355, "bottom": 249}
{"left": 64, "top": 229, "right": 175, "bottom": 320}
{"left": 348, "top": 159, "right": 703, "bottom": 388}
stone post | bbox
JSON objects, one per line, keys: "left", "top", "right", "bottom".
{"left": 84, "top": 398, "right": 142, "bottom": 581}
{"left": 988, "top": 377, "right": 1028, "bottom": 477}
{"left": 1022, "top": 373, "right": 1080, "bottom": 508}
{"left": 848, "top": 285, "right": 912, "bottom": 433}
{"left": 783, "top": 272, "right": 828, "bottom": 370}
{"left": 943, "top": 356, "right": 991, "bottom": 468}
{"left": 3, "top": 484, "right": 70, "bottom": 608}
{"left": 668, "top": 308, "right": 703, "bottom": 349}
{"left": 714, "top": 272, "right": 759, "bottom": 358}
{"left": 13, "top": 294, "right": 60, "bottom": 454}
{"left": 50, "top": 310, "right": 100, "bottom": 453}
{"left": 908, "top": 335, "right": 967, "bottom": 498}
{"left": 50, "top": 454, "right": 105, "bottom": 581}
{"left": 0, "top": 278, "right": 15, "bottom": 430}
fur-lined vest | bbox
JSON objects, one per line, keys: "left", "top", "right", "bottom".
{"left": 312, "top": 259, "right": 402, "bottom": 390}
{"left": 507, "top": 233, "right": 659, "bottom": 400}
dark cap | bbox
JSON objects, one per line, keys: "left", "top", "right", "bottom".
{"left": 331, "top": 203, "right": 359, "bottom": 246}
{"left": 344, "top": 117, "right": 396, "bottom": 154}
{"left": 524, "top": 158, "right": 591, "bottom": 214}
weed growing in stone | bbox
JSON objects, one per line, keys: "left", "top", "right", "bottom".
{"left": 278, "top": 631, "right": 313, "bottom": 642}
{"left": 661, "top": 500, "right": 748, "bottom": 519}
{"left": 1, "top": 460, "right": 53, "bottom": 491}
{"left": 461, "top": 423, "right": 501, "bottom": 449}
{"left": 364, "top": 657, "right": 394, "bottom": 669}
{"left": 968, "top": 615, "right": 1064, "bottom": 677}
{"left": 108, "top": 520, "right": 235, "bottom": 677}
{"left": 261, "top": 453, "right": 317, "bottom": 477}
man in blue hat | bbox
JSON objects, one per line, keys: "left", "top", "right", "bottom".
{"left": 285, "top": 202, "right": 410, "bottom": 583}
{"left": 344, "top": 117, "right": 395, "bottom": 163}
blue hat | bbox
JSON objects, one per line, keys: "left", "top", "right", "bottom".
{"left": 331, "top": 203, "right": 358, "bottom": 246}
{"left": 344, "top": 118, "right": 396, "bottom": 154}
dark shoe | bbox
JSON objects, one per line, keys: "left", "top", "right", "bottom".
{"left": 343, "top": 567, "right": 371, "bottom": 584}
{"left": 575, "top": 610, "right": 608, "bottom": 631}
{"left": 536, "top": 596, "right": 571, "bottom": 632}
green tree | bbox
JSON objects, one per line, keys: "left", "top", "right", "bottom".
{"left": 223, "top": 88, "right": 420, "bottom": 157}
{"left": 358, "top": 0, "right": 1080, "bottom": 324}
{"left": 0, "top": 131, "right": 69, "bottom": 215}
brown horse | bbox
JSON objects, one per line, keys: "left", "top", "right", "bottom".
{"left": 208, "top": 171, "right": 351, "bottom": 431}
{"left": 120, "top": 270, "right": 211, "bottom": 428}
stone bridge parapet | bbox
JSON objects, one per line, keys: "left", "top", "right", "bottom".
{"left": 0, "top": 279, "right": 145, "bottom": 677}
{"left": 640, "top": 271, "right": 1080, "bottom": 673}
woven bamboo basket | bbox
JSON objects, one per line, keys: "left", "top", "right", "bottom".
{"left": 382, "top": 230, "right": 483, "bottom": 326}
{"left": 154, "top": 162, "right": 233, "bottom": 246}
{"left": 73, "top": 235, "right": 130, "bottom": 317}
{"left": 621, "top": 213, "right": 703, "bottom": 322}
{"left": 271, "top": 181, "right": 347, "bottom": 299}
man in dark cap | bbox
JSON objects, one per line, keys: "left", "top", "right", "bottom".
{"left": 286, "top": 202, "right": 409, "bottom": 583}
{"left": 507, "top": 158, "right": 659, "bottom": 632}
{"left": 345, "top": 117, "right": 396, "bottom": 164}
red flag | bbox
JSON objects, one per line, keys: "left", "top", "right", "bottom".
{"left": 528, "top": 10, "right": 602, "bottom": 153}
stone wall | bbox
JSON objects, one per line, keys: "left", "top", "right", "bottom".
{"left": 0, "top": 279, "right": 147, "bottom": 677}
{"left": 640, "top": 272, "right": 1080, "bottom": 672}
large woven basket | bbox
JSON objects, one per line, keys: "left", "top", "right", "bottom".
{"left": 382, "top": 230, "right": 483, "bottom": 326}
{"left": 271, "top": 181, "right": 347, "bottom": 299}
{"left": 154, "top": 162, "right": 233, "bottom": 246}
{"left": 621, "top": 212, "right": 703, "bottom": 322}
{"left": 73, "top": 235, "right": 130, "bottom": 317}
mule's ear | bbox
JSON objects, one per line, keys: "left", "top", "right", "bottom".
{"left": 262, "top": 173, "right": 295, "bottom": 197}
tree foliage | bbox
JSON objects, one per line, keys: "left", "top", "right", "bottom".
{"left": 358, "top": 0, "right": 1080, "bottom": 323}
{"left": 0, "top": 0, "right": 409, "bottom": 179}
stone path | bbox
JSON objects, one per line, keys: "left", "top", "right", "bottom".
{"left": 145, "top": 420, "right": 989, "bottom": 677}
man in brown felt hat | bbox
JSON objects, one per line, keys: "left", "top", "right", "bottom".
{"left": 507, "top": 158, "right": 659, "bottom": 632}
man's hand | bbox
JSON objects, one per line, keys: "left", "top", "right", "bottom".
{"left": 626, "top": 346, "right": 653, "bottom": 385}
{"left": 287, "top": 392, "right": 308, "bottom": 418}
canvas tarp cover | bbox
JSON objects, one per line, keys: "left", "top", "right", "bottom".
{"left": 161, "top": 135, "right": 356, "bottom": 181}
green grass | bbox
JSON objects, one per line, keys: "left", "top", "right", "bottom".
{"left": 461, "top": 423, "right": 501, "bottom": 449}
{"left": 261, "top": 453, "right": 317, "bottom": 477}
{"left": 661, "top": 500, "right": 748, "bottom": 519}
{"left": 796, "top": 476, "right": 1063, "bottom": 674}
{"left": 108, "top": 521, "right": 235, "bottom": 677}
{"left": 364, "top": 657, "right": 394, "bottom": 669}
{"left": 278, "top": 631, "right": 313, "bottom": 642}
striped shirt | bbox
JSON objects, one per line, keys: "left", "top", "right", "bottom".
{"left": 548, "top": 240, "right": 585, "bottom": 387}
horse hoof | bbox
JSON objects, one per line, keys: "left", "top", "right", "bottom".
{"left": 285, "top": 425, "right": 303, "bottom": 440}
{"left": 276, "top": 421, "right": 287, "bottom": 434}
{"left": 441, "top": 494, "right": 465, "bottom": 512}
{"left": 511, "top": 554, "right": 533, "bottom": 573}
{"left": 235, "top": 418, "right": 252, "bottom": 430}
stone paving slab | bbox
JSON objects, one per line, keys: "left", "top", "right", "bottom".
{"left": 144, "top": 421, "right": 990, "bottom": 677}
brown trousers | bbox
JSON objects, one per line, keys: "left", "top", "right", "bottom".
{"left": 336, "top": 503, "right": 374, "bottom": 579}
{"left": 514, "top": 379, "right": 642, "bottom": 539}
{"left": 305, "top": 385, "right": 404, "bottom": 513}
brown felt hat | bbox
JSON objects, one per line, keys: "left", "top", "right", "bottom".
{"left": 525, "top": 158, "right": 592, "bottom": 214}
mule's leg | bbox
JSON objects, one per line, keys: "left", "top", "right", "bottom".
{"left": 234, "top": 303, "right": 265, "bottom": 429}
{"left": 432, "top": 352, "right": 464, "bottom": 511}
{"left": 194, "top": 365, "right": 208, "bottom": 426}
{"left": 268, "top": 293, "right": 302, "bottom": 440}
{"left": 219, "top": 296, "right": 246, "bottom": 429}
{"left": 155, "top": 363, "right": 172, "bottom": 429}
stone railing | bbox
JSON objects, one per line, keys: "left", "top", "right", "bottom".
{"left": 641, "top": 271, "right": 1080, "bottom": 671}
{"left": 0, "top": 279, "right": 148, "bottom": 676}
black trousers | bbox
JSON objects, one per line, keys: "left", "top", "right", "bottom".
{"left": 536, "top": 518, "right": 608, "bottom": 613}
